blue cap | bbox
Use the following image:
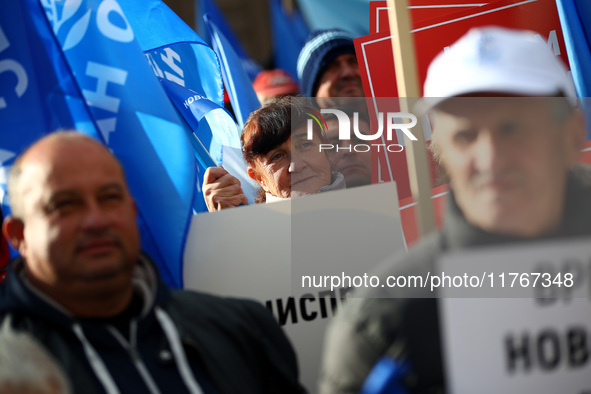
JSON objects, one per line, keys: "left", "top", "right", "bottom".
{"left": 297, "top": 29, "right": 356, "bottom": 97}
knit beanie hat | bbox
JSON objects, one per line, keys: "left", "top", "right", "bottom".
{"left": 297, "top": 29, "right": 356, "bottom": 97}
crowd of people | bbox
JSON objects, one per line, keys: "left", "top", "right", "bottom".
{"left": 0, "top": 21, "right": 589, "bottom": 394}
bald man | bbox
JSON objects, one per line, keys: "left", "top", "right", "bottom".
{"left": 0, "top": 132, "right": 304, "bottom": 394}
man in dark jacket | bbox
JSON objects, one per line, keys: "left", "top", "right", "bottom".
{"left": 318, "top": 26, "right": 591, "bottom": 393}
{"left": 0, "top": 132, "right": 305, "bottom": 394}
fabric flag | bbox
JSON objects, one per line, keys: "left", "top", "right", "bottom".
{"left": 196, "top": 0, "right": 262, "bottom": 81}
{"left": 0, "top": 0, "right": 198, "bottom": 288}
{"left": 121, "top": 0, "right": 239, "bottom": 213}
{"left": 205, "top": 14, "right": 261, "bottom": 129}
{"left": 555, "top": 0, "right": 591, "bottom": 139}
{"left": 270, "top": 0, "right": 309, "bottom": 80}
{"left": 120, "top": 0, "right": 224, "bottom": 107}
{"left": 297, "top": 0, "right": 370, "bottom": 37}
{"left": 0, "top": 0, "right": 80, "bottom": 213}
{"left": 159, "top": 77, "right": 248, "bottom": 213}
{"left": 159, "top": 78, "right": 240, "bottom": 164}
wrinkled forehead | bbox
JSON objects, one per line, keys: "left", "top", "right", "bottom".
{"left": 19, "top": 141, "right": 126, "bottom": 194}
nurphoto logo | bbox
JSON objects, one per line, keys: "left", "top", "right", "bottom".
{"left": 304, "top": 107, "right": 418, "bottom": 153}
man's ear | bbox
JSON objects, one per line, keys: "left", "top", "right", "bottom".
{"left": 247, "top": 166, "right": 269, "bottom": 193}
{"left": 3, "top": 216, "right": 25, "bottom": 252}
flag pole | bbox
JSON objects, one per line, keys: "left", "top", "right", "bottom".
{"left": 386, "top": 0, "right": 436, "bottom": 238}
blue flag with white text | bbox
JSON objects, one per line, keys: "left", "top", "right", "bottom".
{"left": 160, "top": 78, "right": 240, "bottom": 164}
{"left": 205, "top": 14, "right": 261, "bottom": 129}
{"left": 160, "top": 77, "right": 245, "bottom": 212}
{"left": 0, "top": 0, "right": 197, "bottom": 288}
{"left": 120, "top": 0, "right": 225, "bottom": 108}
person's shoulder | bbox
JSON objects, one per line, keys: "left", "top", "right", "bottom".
{"left": 319, "top": 233, "right": 443, "bottom": 393}
{"left": 326, "top": 230, "right": 443, "bottom": 359}
{"left": 169, "top": 289, "right": 264, "bottom": 313}
{"left": 167, "top": 290, "right": 277, "bottom": 330}
{"left": 166, "top": 290, "right": 304, "bottom": 392}
{"left": 572, "top": 163, "right": 591, "bottom": 188}
{"left": 330, "top": 229, "right": 442, "bottom": 331}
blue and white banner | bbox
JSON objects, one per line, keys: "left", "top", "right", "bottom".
{"left": 159, "top": 78, "right": 239, "bottom": 158}
{"left": 0, "top": 1, "right": 82, "bottom": 212}
{"left": 160, "top": 77, "right": 247, "bottom": 213}
{"left": 121, "top": 0, "right": 225, "bottom": 107}
{"left": 0, "top": 0, "right": 198, "bottom": 288}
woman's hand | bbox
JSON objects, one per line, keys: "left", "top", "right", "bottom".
{"left": 203, "top": 166, "right": 248, "bottom": 212}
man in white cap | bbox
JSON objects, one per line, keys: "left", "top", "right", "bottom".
{"left": 318, "top": 26, "right": 591, "bottom": 394}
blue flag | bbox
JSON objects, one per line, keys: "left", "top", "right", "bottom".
{"left": 160, "top": 78, "right": 240, "bottom": 164}
{"left": 205, "top": 14, "right": 261, "bottom": 129}
{"left": 555, "top": 0, "right": 591, "bottom": 139}
{"left": 0, "top": 0, "right": 198, "bottom": 288}
{"left": 0, "top": 0, "right": 83, "bottom": 214}
{"left": 196, "top": 0, "right": 262, "bottom": 81}
{"left": 159, "top": 77, "right": 246, "bottom": 213}
{"left": 120, "top": 0, "right": 225, "bottom": 107}
{"left": 270, "top": 0, "right": 310, "bottom": 80}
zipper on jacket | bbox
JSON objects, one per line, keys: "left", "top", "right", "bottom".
{"left": 108, "top": 320, "right": 161, "bottom": 394}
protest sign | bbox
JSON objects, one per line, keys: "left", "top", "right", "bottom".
{"left": 370, "top": 0, "right": 489, "bottom": 34}
{"left": 439, "top": 237, "right": 591, "bottom": 393}
{"left": 355, "top": 0, "right": 572, "bottom": 201}
{"left": 183, "top": 182, "right": 405, "bottom": 392}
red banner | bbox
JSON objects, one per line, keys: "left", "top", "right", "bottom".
{"left": 370, "top": 0, "right": 490, "bottom": 34}
{"left": 356, "top": 0, "right": 575, "bottom": 245}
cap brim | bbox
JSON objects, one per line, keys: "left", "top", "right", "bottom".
{"left": 418, "top": 68, "right": 575, "bottom": 115}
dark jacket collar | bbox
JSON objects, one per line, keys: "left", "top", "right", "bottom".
{"left": 0, "top": 253, "right": 171, "bottom": 329}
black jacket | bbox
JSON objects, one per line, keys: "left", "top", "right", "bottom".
{"left": 0, "top": 255, "right": 305, "bottom": 394}
{"left": 319, "top": 167, "right": 591, "bottom": 394}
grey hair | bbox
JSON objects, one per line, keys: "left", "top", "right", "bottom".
{"left": 0, "top": 317, "right": 72, "bottom": 394}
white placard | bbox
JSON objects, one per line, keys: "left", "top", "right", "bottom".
{"left": 183, "top": 182, "right": 405, "bottom": 392}
{"left": 439, "top": 238, "right": 591, "bottom": 393}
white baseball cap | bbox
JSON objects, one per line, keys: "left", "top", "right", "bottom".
{"left": 421, "top": 26, "right": 576, "bottom": 110}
